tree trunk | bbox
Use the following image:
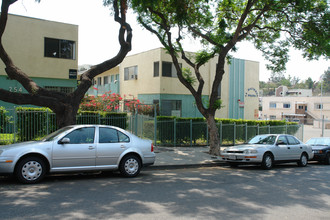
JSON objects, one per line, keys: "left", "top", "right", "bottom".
{"left": 54, "top": 104, "right": 78, "bottom": 128}
{"left": 206, "top": 114, "right": 220, "bottom": 156}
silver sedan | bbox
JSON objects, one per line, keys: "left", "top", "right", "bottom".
{"left": 220, "top": 134, "right": 313, "bottom": 169}
{"left": 0, "top": 125, "right": 155, "bottom": 183}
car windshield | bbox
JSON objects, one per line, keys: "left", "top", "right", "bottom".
{"left": 248, "top": 135, "right": 277, "bottom": 145}
{"left": 41, "top": 126, "right": 74, "bottom": 142}
{"left": 306, "top": 138, "right": 330, "bottom": 146}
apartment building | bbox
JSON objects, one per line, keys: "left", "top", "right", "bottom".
{"left": 0, "top": 14, "right": 78, "bottom": 109}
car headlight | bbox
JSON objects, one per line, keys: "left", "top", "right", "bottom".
{"left": 313, "top": 150, "right": 323, "bottom": 154}
{"left": 221, "top": 150, "right": 227, "bottom": 154}
{"left": 243, "top": 149, "right": 258, "bottom": 154}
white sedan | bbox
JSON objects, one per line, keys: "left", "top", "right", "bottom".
{"left": 0, "top": 125, "right": 155, "bottom": 183}
{"left": 220, "top": 134, "right": 313, "bottom": 169}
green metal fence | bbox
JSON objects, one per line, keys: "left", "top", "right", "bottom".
{"left": 0, "top": 108, "right": 303, "bottom": 146}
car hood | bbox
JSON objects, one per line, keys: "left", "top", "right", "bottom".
{"left": 0, "top": 141, "right": 47, "bottom": 151}
{"left": 226, "top": 144, "right": 268, "bottom": 151}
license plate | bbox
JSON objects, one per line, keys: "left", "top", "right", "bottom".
{"left": 229, "top": 155, "right": 236, "bottom": 160}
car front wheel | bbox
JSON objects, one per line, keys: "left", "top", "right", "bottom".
{"left": 119, "top": 155, "right": 141, "bottom": 177}
{"left": 261, "top": 153, "right": 273, "bottom": 170}
{"left": 15, "top": 157, "right": 46, "bottom": 184}
{"left": 297, "top": 153, "right": 308, "bottom": 167}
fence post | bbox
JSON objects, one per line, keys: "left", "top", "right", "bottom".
{"left": 46, "top": 108, "right": 49, "bottom": 134}
{"left": 219, "top": 121, "right": 222, "bottom": 145}
{"left": 154, "top": 115, "right": 157, "bottom": 145}
{"left": 174, "top": 118, "right": 176, "bottom": 147}
{"left": 13, "top": 107, "right": 17, "bottom": 143}
{"left": 190, "top": 119, "right": 193, "bottom": 147}
{"left": 233, "top": 122, "right": 236, "bottom": 146}
{"left": 285, "top": 124, "right": 288, "bottom": 134}
{"left": 245, "top": 123, "right": 248, "bottom": 143}
{"left": 268, "top": 125, "right": 271, "bottom": 134}
{"left": 257, "top": 124, "right": 259, "bottom": 135}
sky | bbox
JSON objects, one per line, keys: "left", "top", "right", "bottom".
{"left": 7, "top": 0, "right": 330, "bottom": 82}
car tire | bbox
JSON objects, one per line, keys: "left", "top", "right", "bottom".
{"left": 119, "top": 155, "right": 141, "bottom": 177}
{"left": 261, "top": 153, "right": 273, "bottom": 170}
{"left": 324, "top": 153, "right": 330, "bottom": 165}
{"left": 297, "top": 153, "right": 308, "bottom": 167}
{"left": 15, "top": 157, "right": 46, "bottom": 184}
{"left": 228, "top": 162, "right": 238, "bottom": 168}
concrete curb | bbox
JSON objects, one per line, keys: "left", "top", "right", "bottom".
{"left": 144, "top": 161, "right": 227, "bottom": 170}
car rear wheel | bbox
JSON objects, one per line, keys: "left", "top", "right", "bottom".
{"left": 15, "top": 157, "right": 46, "bottom": 184}
{"left": 119, "top": 155, "right": 141, "bottom": 177}
{"left": 297, "top": 153, "right": 308, "bottom": 167}
{"left": 324, "top": 153, "right": 330, "bottom": 165}
{"left": 261, "top": 153, "right": 273, "bottom": 170}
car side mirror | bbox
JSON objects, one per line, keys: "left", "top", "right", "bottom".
{"left": 58, "top": 137, "right": 70, "bottom": 144}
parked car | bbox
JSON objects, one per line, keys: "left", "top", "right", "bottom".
{"left": 0, "top": 125, "right": 155, "bottom": 183}
{"left": 306, "top": 137, "right": 330, "bottom": 165}
{"left": 220, "top": 134, "right": 313, "bottom": 169}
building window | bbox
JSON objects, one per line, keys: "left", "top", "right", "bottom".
{"left": 162, "top": 62, "right": 181, "bottom": 77}
{"left": 97, "top": 77, "right": 102, "bottom": 86}
{"left": 44, "top": 38, "right": 76, "bottom": 59}
{"left": 45, "top": 86, "right": 75, "bottom": 94}
{"left": 315, "top": 103, "right": 323, "bottom": 110}
{"left": 283, "top": 103, "right": 291, "bottom": 108}
{"left": 269, "top": 102, "right": 276, "bottom": 109}
{"left": 104, "top": 76, "right": 109, "bottom": 85}
{"left": 154, "top": 62, "right": 159, "bottom": 77}
{"left": 161, "top": 100, "right": 182, "bottom": 116}
{"left": 298, "top": 105, "right": 304, "bottom": 109}
{"left": 269, "top": 115, "right": 276, "bottom": 119}
{"left": 124, "top": 66, "right": 138, "bottom": 80}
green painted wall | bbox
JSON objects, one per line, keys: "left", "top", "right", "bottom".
{"left": 0, "top": 75, "right": 77, "bottom": 109}
{"left": 138, "top": 94, "right": 206, "bottom": 117}
{"left": 229, "top": 58, "right": 245, "bottom": 119}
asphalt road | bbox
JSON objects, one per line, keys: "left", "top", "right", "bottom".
{"left": 0, "top": 163, "right": 329, "bottom": 220}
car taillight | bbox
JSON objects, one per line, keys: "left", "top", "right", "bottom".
{"left": 151, "top": 143, "right": 154, "bottom": 152}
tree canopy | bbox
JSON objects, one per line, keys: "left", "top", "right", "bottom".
{"left": 127, "top": 0, "right": 329, "bottom": 155}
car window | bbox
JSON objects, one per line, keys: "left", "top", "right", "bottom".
{"left": 287, "top": 136, "right": 300, "bottom": 145}
{"left": 64, "top": 127, "right": 95, "bottom": 144}
{"left": 99, "top": 128, "right": 119, "bottom": 143}
{"left": 277, "top": 136, "right": 288, "bottom": 145}
{"left": 118, "top": 131, "right": 130, "bottom": 142}
{"left": 249, "top": 135, "right": 276, "bottom": 145}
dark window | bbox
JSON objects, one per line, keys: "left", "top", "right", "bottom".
{"left": 161, "top": 100, "right": 181, "bottom": 116}
{"left": 277, "top": 136, "right": 288, "bottom": 145}
{"left": 287, "top": 136, "right": 300, "bottom": 145}
{"left": 99, "top": 128, "right": 119, "bottom": 143}
{"left": 99, "top": 128, "right": 130, "bottom": 143}
{"left": 104, "top": 76, "right": 109, "bottom": 85}
{"left": 283, "top": 103, "right": 291, "bottom": 108}
{"left": 162, "top": 62, "right": 181, "bottom": 77}
{"left": 44, "top": 38, "right": 76, "bottom": 59}
{"left": 124, "top": 66, "right": 138, "bottom": 80}
{"left": 154, "top": 62, "right": 159, "bottom": 77}
{"left": 97, "top": 77, "right": 102, "bottom": 85}
{"left": 64, "top": 127, "right": 95, "bottom": 144}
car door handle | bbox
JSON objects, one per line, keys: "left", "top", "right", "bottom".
{"left": 88, "top": 146, "right": 95, "bottom": 150}
{"left": 287, "top": 147, "right": 291, "bottom": 149}
{"left": 120, "top": 145, "right": 126, "bottom": 149}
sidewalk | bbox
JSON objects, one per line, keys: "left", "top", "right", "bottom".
{"left": 146, "top": 146, "right": 226, "bottom": 170}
